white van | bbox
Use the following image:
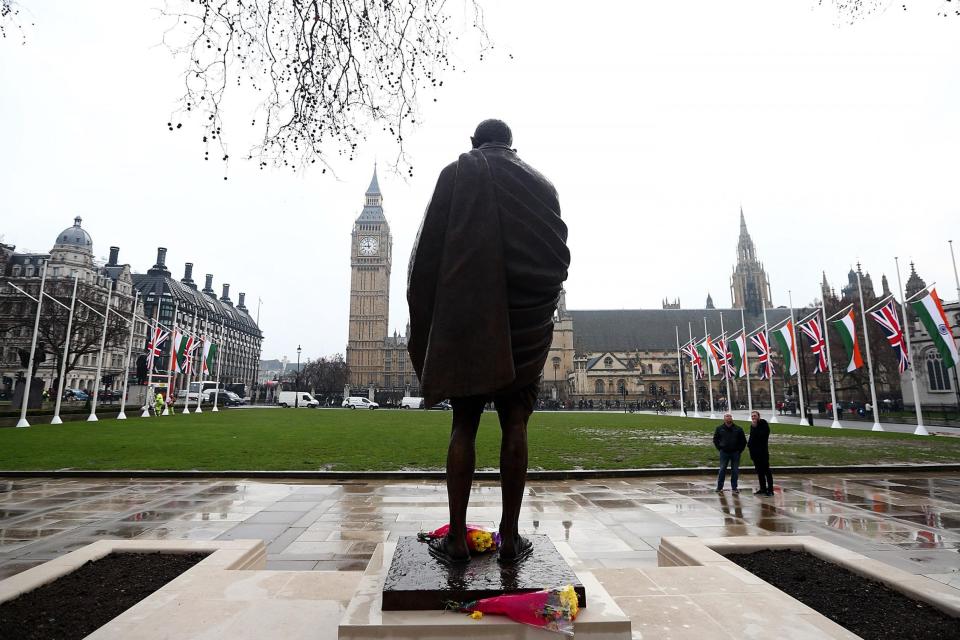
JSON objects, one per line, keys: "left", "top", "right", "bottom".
{"left": 400, "top": 396, "right": 424, "bottom": 409}
{"left": 278, "top": 391, "right": 320, "bottom": 408}
{"left": 342, "top": 396, "right": 379, "bottom": 410}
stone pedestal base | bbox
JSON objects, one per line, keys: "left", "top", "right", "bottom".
{"left": 339, "top": 542, "right": 631, "bottom": 640}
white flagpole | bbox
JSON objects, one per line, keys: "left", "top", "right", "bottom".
{"left": 212, "top": 319, "right": 224, "bottom": 412}
{"left": 143, "top": 288, "right": 163, "bottom": 417}
{"left": 788, "top": 291, "right": 807, "bottom": 425}
{"left": 183, "top": 312, "right": 198, "bottom": 414}
{"left": 688, "top": 322, "right": 701, "bottom": 418}
{"left": 164, "top": 302, "right": 178, "bottom": 416}
{"left": 52, "top": 275, "right": 79, "bottom": 425}
{"left": 117, "top": 291, "right": 139, "bottom": 420}
{"left": 741, "top": 308, "right": 752, "bottom": 414}
{"left": 675, "top": 326, "right": 685, "bottom": 416}
{"left": 704, "top": 316, "right": 716, "bottom": 419}
{"left": 820, "top": 299, "right": 841, "bottom": 429}
{"left": 950, "top": 240, "right": 960, "bottom": 303}
{"left": 855, "top": 267, "right": 883, "bottom": 431}
{"left": 719, "top": 314, "right": 732, "bottom": 414}
{"left": 894, "top": 257, "right": 928, "bottom": 436}
{"left": 87, "top": 284, "right": 113, "bottom": 422}
{"left": 195, "top": 311, "right": 209, "bottom": 414}
{"left": 762, "top": 307, "right": 777, "bottom": 423}
{"left": 16, "top": 261, "right": 48, "bottom": 428}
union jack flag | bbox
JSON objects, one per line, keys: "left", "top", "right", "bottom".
{"left": 711, "top": 336, "right": 733, "bottom": 379}
{"left": 799, "top": 315, "right": 828, "bottom": 374}
{"left": 146, "top": 326, "right": 168, "bottom": 372}
{"left": 750, "top": 331, "right": 775, "bottom": 380}
{"left": 869, "top": 300, "right": 910, "bottom": 373}
{"left": 681, "top": 341, "right": 704, "bottom": 380}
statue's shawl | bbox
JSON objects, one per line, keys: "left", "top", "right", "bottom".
{"left": 407, "top": 143, "right": 570, "bottom": 404}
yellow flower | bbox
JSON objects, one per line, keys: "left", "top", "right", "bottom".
{"left": 558, "top": 585, "right": 579, "bottom": 619}
{"left": 470, "top": 611, "right": 483, "bottom": 620}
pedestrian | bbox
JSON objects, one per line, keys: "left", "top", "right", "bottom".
{"left": 713, "top": 412, "right": 746, "bottom": 494}
{"left": 747, "top": 410, "right": 774, "bottom": 497}
{"left": 154, "top": 392, "right": 164, "bottom": 416}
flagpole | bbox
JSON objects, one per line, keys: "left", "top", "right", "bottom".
{"left": 688, "top": 322, "right": 701, "bottom": 418}
{"left": 762, "top": 307, "right": 777, "bottom": 423}
{"left": 820, "top": 300, "right": 841, "bottom": 429}
{"left": 212, "top": 319, "right": 224, "bottom": 412}
{"left": 164, "top": 302, "right": 178, "bottom": 416}
{"left": 675, "top": 326, "right": 685, "bottom": 416}
{"left": 143, "top": 286, "right": 163, "bottom": 417}
{"left": 788, "top": 291, "right": 807, "bottom": 425}
{"left": 719, "top": 313, "right": 732, "bottom": 414}
{"left": 16, "top": 261, "right": 48, "bottom": 428}
{"left": 195, "top": 312, "right": 208, "bottom": 414}
{"left": 183, "top": 312, "right": 198, "bottom": 414}
{"left": 854, "top": 267, "right": 883, "bottom": 431}
{"left": 948, "top": 240, "right": 960, "bottom": 415}
{"left": 741, "top": 308, "right": 752, "bottom": 413}
{"left": 895, "top": 257, "right": 928, "bottom": 435}
{"left": 51, "top": 275, "right": 79, "bottom": 425}
{"left": 704, "top": 316, "right": 716, "bottom": 419}
{"left": 117, "top": 291, "right": 139, "bottom": 421}
{"left": 86, "top": 283, "right": 113, "bottom": 422}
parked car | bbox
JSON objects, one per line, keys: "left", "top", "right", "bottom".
{"left": 429, "top": 400, "right": 452, "bottom": 411}
{"left": 342, "top": 396, "right": 379, "bottom": 410}
{"left": 64, "top": 388, "right": 89, "bottom": 401}
{"left": 219, "top": 391, "right": 245, "bottom": 407}
{"left": 277, "top": 391, "right": 320, "bottom": 408}
{"left": 400, "top": 396, "right": 424, "bottom": 409}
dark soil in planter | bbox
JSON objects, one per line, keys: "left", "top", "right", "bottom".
{"left": 0, "top": 551, "right": 208, "bottom": 640}
{"left": 726, "top": 549, "right": 959, "bottom": 640}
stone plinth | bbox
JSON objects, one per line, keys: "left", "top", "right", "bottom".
{"left": 382, "top": 534, "right": 584, "bottom": 611}
{"left": 340, "top": 542, "right": 631, "bottom": 639}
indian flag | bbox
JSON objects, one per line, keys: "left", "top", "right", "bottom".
{"left": 729, "top": 331, "right": 747, "bottom": 378}
{"left": 202, "top": 340, "right": 218, "bottom": 375}
{"left": 696, "top": 338, "right": 720, "bottom": 376}
{"left": 771, "top": 320, "right": 799, "bottom": 376}
{"left": 831, "top": 309, "right": 864, "bottom": 372}
{"left": 910, "top": 288, "right": 959, "bottom": 369}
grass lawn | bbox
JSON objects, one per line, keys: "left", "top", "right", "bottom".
{"left": 0, "top": 408, "right": 957, "bottom": 472}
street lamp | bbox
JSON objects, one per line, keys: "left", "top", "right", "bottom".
{"left": 295, "top": 345, "right": 301, "bottom": 409}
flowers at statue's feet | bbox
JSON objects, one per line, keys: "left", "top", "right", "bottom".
{"left": 449, "top": 584, "right": 580, "bottom": 636}
{"left": 417, "top": 524, "right": 502, "bottom": 554}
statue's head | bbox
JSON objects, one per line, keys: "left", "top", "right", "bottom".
{"left": 471, "top": 119, "right": 512, "bottom": 148}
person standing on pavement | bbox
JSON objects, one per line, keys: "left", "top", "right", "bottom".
{"left": 713, "top": 413, "right": 746, "bottom": 494}
{"left": 747, "top": 410, "right": 774, "bottom": 496}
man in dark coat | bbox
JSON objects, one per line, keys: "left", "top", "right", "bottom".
{"left": 407, "top": 119, "right": 570, "bottom": 564}
{"left": 713, "top": 412, "right": 747, "bottom": 494}
{"left": 748, "top": 410, "right": 774, "bottom": 496}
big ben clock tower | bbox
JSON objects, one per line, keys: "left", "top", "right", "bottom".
{"left": 346, "top": 167, "right": 393, "bottom": 391}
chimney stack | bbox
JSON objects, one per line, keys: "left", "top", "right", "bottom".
{"left": 181, "top": 262, "right": 196, "bottom": 288}
{"left": 221, "top": 283, "right": 232, "bottom": 304}
{"left": 237, "top": 292, "right": 248, "bottom": 312}
{"left": 149, "top": 247, "right": 171, "bottom": 276}
{"left": 107, "top": 246, "right": 119, "bottom": 266}
{"left": 203, "top": 274, "right": 215, "bottom": 295}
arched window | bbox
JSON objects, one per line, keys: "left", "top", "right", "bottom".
{"left": 660, "top": 363, "right": 672, "bottom": 374}
{"left": 552, "top": 356, "right": 561, "bottom": 369}
{"left": 604, "top": 357, "right": 613, "bottom": 368}
{"left": 671, "top": 383, "right": 678, "bottom": 394}
{"left": 646, "top": 364, "right": 653, "bottom": 374}
{"left": 616, "top": 379, "right": 626, "bottom": 394}
{"left": 595, "top": 380, "right": 605, "bottom": 394}
{"left": 926, "top": 350, "right": 952, "bottom": 392}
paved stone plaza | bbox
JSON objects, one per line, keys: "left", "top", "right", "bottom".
{"left": 1, "top": 472, "right": 958, "bottom": 590}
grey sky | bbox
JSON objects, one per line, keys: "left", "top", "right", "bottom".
{"left": 2, "top": 0, "right": 959, "bottom": 361}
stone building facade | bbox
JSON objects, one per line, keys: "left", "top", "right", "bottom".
{"left": 0, "top": 218, "right": 147, "bottom": 396}
{"left": 344, "top": 168, "right": 419, "bottom": 402}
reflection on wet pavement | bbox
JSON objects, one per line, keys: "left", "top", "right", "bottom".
{"left": 0, "top": 473, "right": 959, "bottom": 584}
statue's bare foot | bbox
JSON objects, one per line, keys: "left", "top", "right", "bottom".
{"left": 497, "top": 534, "right": 533, "bottom": 564}
{"left": 428, "top": 535, "right": 470, "bottom": 565}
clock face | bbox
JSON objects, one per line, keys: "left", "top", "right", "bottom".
{"left": 359, "top": 236, "right": 379, "bottom": 256}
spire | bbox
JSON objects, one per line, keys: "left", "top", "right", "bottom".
{"left": 706, "top": 292, "right": 715, "bottom": 309}
{"left": 736, "top": 208, "right": 756, "bottom": 263}
{"left": 739, "top": 206, "right": 746, "bottom": 233}
{"left": 365, "top": 163, "right": 381, "bottom": 196}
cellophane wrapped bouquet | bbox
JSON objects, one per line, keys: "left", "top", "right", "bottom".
{"left": 417, "top": 523, "right": 501, "bottom": 553}
{"left": 449, "top": 585, "right": 580, "bottom": 635}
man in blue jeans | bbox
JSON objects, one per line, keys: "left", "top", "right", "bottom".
{"left": 713, "top": 412, "right": 747, "bottom": 494}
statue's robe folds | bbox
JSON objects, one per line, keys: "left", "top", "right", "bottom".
{"left": 407, "top": 143, "right": 570, "bottom": 405}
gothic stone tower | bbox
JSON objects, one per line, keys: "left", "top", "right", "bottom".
{"left": 730, "top": 208, "right": 772, "bottom": 315}
{"left": 346, "top": 167, "right": 392, "bottom": 390}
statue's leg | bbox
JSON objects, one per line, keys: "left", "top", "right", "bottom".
{"left": 496, "top": 387, "right": 534, "bottom": 560}
{"left": 443, "top": 397, "right": 484, "bottom": 560}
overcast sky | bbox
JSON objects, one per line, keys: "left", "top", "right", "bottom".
{"left": 2, "top": 0, "right": 959, "bottom": 361}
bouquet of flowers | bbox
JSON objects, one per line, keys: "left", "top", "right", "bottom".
{"left": 417, "top": 524, "right": 501, "bottom": 554}
{"left": 449, "top": 585, "right": 581, "bottom": 636}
